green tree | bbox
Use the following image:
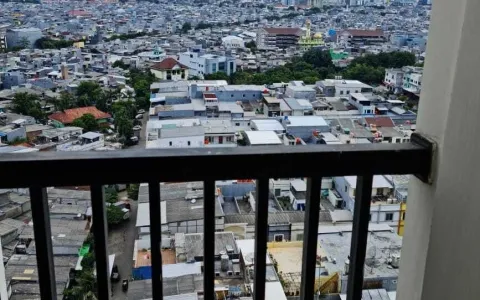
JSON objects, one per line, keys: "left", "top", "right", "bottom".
{"left": 76, "top": 81, "right": 102, "bottom": 107}
{"left": 107, "top": 205, "right": 124, "bottom": 225}
{"left": 56, "top": 91, "right": 75, "bottom": 111}
{"left": 116, "top": 113, "right": 134, "bottom": 140}
{"left": 127, "top": 184, "right": 140, "bottom": 200}
{"left": 81, "top": 252, "right": 95, "bottom": 269}
{"left": 302, "top": 49, "right": 334, "bottom": 69}
{"left": 204, "top": 72, "right": 230, "bottom": 81}
{"left": 72, "top": 114, "right": 99, "bottom": 132}
{"left": 112, "top": 60, "right": 129, "bottom": 70}
{"left": 11, "top": 93, "right": 46, "bottom": 122}
{"left": 181, "top": 22, "right": 192, "bottom": 33}
{"left": 104, "top": 186, "right": 118, "bottom": 203}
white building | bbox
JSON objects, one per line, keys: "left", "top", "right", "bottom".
{"left": 178, "top": 50, "right": 236, "bottom": 78}
{"left": 149, "top": 57, "right": 189, "bottom": 81}
{"left": 56, "top": 132, "right": 104, "bottom": 151}
{"left": 146, "top": 120, "right": 204, "bottom": 149}
{"left": 384, "top": 68, "right": 404, "bottom": 93}
{"left": 402, "top": 66, "right": 423, "bottom": 94}
{"left": 317, "top": 79, "right": 373, "bottom": 97}
{"left": 202, "top": 119, "right": 237, "bottom": 147}
{"left": 333, "top": 175, "right": 401, "bottom": 229}
{"left": 221, "top": 36, "right": 245, "bottom": 49}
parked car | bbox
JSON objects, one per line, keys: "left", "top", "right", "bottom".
{"left": 111, "top": 265, "right": 120, "bottom": 282}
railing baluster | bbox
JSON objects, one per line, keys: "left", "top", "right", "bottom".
{"left": 29, "top": 187, "right": 57, "bottom": 300}
{"left": 347, "top": 175, "right": 374, "bottom": 300}
{"left": 203, "top": 180, "right": 216, "bottom": 300}
{"left": 148, "top": 182, "right": 163, "bottom": 299}
{"left": 90, "top": 185, "right": 111, "bottom": 300}
{"left": 254, "top": 178, "right": 269, "bottom": 300}
{"left": 300, "top": 177, "right": 322, "bottom": 300}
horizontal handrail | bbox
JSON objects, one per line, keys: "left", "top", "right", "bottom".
{"left": 0, "top": 133, "right": 431, "bottom": 188}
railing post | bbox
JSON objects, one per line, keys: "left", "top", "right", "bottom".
{"left": 29, "top": 186, "right": 57, "bottom": 300}
{"left": 90, "top": 185, "right": 111, "bottom": 300}
{"left": 204, "top": 180, "right": 216, "bottom": 300}
{"left": 300, "top": 177, "right": 322, "bottom": 300}
{"left": 347, "top": 175, "right": 374, "bottom": 300}
{"left": 254, "top": 178, "right": 269, "bottom": 300}
{"left": 148, "top": 182, "right": 163, "bottom": 299}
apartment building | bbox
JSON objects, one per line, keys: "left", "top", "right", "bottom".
{"left": 5, "top": 28, "right": 42, "bottom": 48}
{"left": 256, "top": 27, "right": 301, "bottom": 50}
{"left": 178, "top": 49, "right": 236, "bottom": 78}
{"left": 334, "top": 29, "right": 385, "bottom": 46}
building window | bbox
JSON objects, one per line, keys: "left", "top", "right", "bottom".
{"left": 340, "top": 91, "right": 344, "bottom": 95}
{"left": 235, "top": 123, "right": 240, "bottom": 126}
{"left": 169, "top": 141, "right": 172, "bottom": 146}
{"left": 345, "top": 186, "right": 348, "bottom": 193}
{"left": 247, "top": 123, "right": 250, "bottom": 126}
{"left": 346, "top": 91, "right": 350, "bottom": 94}
{"left": 188, "top": 141, "right": 191, "bottom": 146}
{"left": 369, "top": 214, "right": 372, "bottom": 221}
{"left": 385, "top": 213, "right": 394, "bottom": 221}
{"left": 242, "top": 94, "right": 245, "bottom": 97}
{"left": 402, "top": 212, "right": 406, "bottom": 220}
{"left": 274, "top": 234, "right": 284, "bottom": 242}
{"left": 231, "top": 94, "right": 234, "bottom": 97}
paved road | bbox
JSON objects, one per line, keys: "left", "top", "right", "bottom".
{"left": 109, "top": 196, "right": 138, "bottom": 299}
{"left": 128, "top": 113, "right": 148, "bottom": 150}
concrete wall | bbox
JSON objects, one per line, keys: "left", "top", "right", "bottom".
{"left": 149, "top": 135, "right": 204, "bottom": 148}
{"left": 398, "top": 0, "right": 480, "bottom": 299}
{"left": 215, "top": 90, "right": 264, "bottom": 102}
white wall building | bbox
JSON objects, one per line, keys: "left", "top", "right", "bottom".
{"left": 221, "top": 36, "right": 245, "bottom": 49}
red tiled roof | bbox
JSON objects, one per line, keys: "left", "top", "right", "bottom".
{"left": 263, "top": 27, "right": 301, "bottom": 35}
{"left": 48, "top": 106, "right": 111, "bottom": 124}
{"left": 341, "top": 29, "right": 384, "bottom": 37}
{"left": 364, "top": 117, "right": 395, "bottom": 127}
{"left": 150, "top": 58, "right": 188, "bottom": 71}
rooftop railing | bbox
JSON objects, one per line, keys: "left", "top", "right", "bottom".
{"left": 0, "top": 132, "right": 433, "bottom": 300}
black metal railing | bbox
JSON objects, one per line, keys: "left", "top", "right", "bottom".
{"left": 0, "top": 132, "right": 433, "bottom": 300}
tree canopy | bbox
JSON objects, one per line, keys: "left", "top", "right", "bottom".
{"left": 107, "top": 205, "right": 124, "bottom": 225}
{"left": 11, "top": 93, "right": 46, "bottom": 122}
{"left": 72, "top": 114, "right": 99, "bottom": 132}
{"left": 35, "top": 37, "right": 75, "bottom": 49}
{"left": 181, "top": 22, "right": 192, "bottom": 33}
{"left": 224, "top": 50, "right": 416, "bottom": 86}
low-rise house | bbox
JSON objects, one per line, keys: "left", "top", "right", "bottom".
{"left": 284, "top": 98, "right": 314, "bottom": 116}
{"left": 50, "top": 204, "right": 87, "bottom": 220}
{"left": 0, "top": 218, "right": 26, "bottom": 245}
{"left": 281, "top": 116, "right": 330, "bottom": 140}
{"left": 285, "top": 85, "right": 316, "bottom": 101}
{"left": 333, "top": 175, "right": 401, "bottom": 229}
{"left": 0, "top": 191, "right": 31, "bottom": 220}
{"left": 48, "top": 106, "right": 111, "bottom": 126}
{"left": 56, "top": 132, "right": 104, "bottom": 151}
{"left": 318, "top": 224, "right": 401, "bottom": 294}
{"left": 244, "top": 131, "right": 282, "bottom": 146}
{"left": 0, "top": 123, "right": 26, "bottom": 143}
{"left": 150, "top": 57, "right": 189, "bottom": 81}
{"left": 202, "top": 119, "right": 236, "bottom": 147}
{"left": 289, "top": 179, "right": 307, "bottom": 211}
{"left": 5, "top": 255, "right": 77, "bottom": 299}
{"left": 136, "top": 182, "right": 224, "bottom": 235}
